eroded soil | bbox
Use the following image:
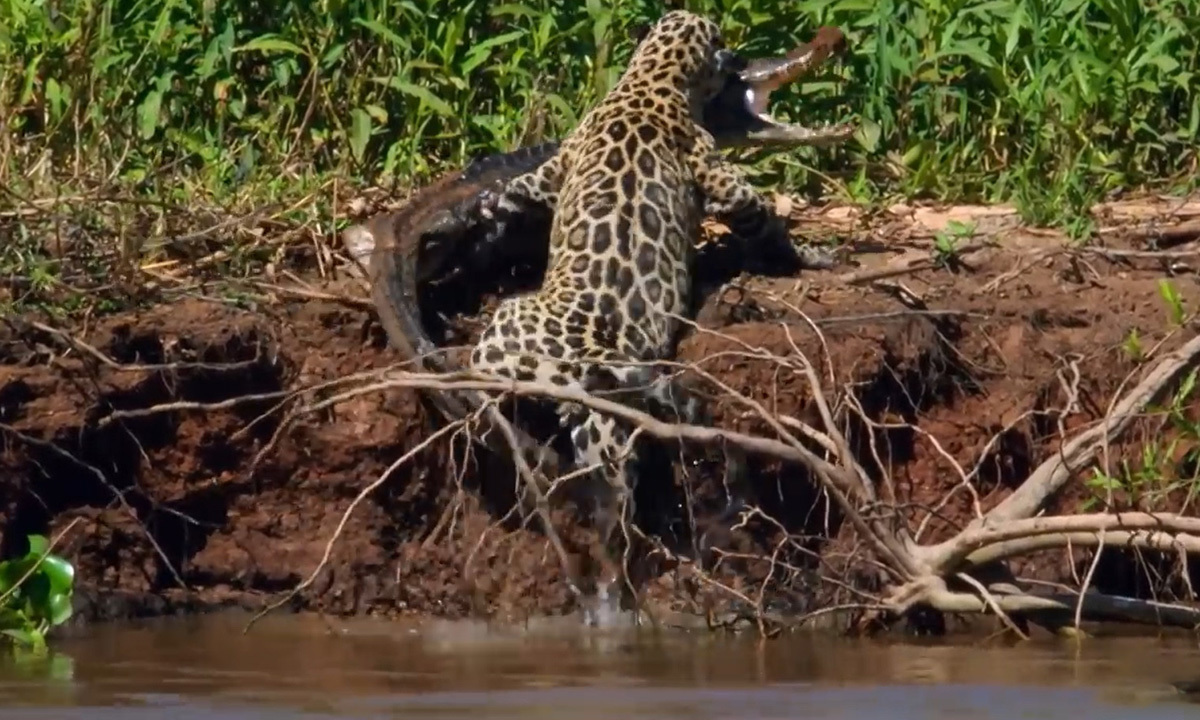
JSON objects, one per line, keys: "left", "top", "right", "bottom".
{"left": 2, "top": 195, "right": 1199, "bottom": 632}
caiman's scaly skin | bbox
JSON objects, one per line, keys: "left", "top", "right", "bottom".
{"left": 355, "top": 142, "right": 560, "bottom": 426}
{"left": 465, "top": 11, "right": 849, "bottom": 596}
{"left": 351, "top": 19, "right": 855, "bottom": 606}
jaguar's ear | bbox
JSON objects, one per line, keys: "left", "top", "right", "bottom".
{"left": 629, "top": 23, "right": 651, "bottom": 44}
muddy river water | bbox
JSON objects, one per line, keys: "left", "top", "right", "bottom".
{"left": 0, "top": 612, "right": 1198, "bottom": 718}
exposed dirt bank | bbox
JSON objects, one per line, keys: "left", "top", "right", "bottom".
{"left": 2, "top": 195, "right": 1199, "bottom": 635}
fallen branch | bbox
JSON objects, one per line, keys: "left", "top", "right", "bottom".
{"left": 925, "top": 511, "right": 1200, "bottom": 571}
{"left": 310, "top": 330, "right": 1197, "bottom": 631}
{"left": 907, "top": 576, "right": 1200, "bottom": 629}
{"left": 303, "top": 366, "right": 916, "bottom": 579}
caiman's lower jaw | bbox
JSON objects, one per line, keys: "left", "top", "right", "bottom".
{"left": 707, "top": 26, "right": 858, "bottom": 149}
{"left": 737, "top": 84, "right": 857, "bottom": 147}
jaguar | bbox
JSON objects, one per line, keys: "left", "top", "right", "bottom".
{"left": 463, "top": 11, "right": 852, "bottom": 602}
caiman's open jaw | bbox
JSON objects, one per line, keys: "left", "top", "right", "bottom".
{"left": 706, "top": 26, "right": 857, "bottom": 148}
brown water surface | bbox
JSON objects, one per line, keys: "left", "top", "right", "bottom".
{"left": 0, "top": 612, "right": 1198, "bottom": 718}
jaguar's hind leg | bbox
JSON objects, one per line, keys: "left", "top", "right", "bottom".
{"left": 571, "top": 363, "right": 757, "bottom": 611}
{"left": 566, "top": 408, "right": 641, "bottom": 625}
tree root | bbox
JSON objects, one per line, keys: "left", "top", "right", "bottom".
{"left": 77, "top": 313, "right": 1193, "bottom": 637}
{"left": 276, "top": 327, "right": 1200, "bottom": 635}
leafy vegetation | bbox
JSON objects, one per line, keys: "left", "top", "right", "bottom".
{"left": 0, "top": 535, "right": 76, "bottom": 653}
{"left": 931, "top": 218, "right": 975, "bottom": 268}
{"left": 5, "top": 0, "right": 1197, "bottom": 209}
{"left": 1093, "top": 282, "right": 1200, "bottom": 513}
{"left": 1083, "top": 366, "right": 1200, "bottom": 513}
{"left": 1, "top": 0, "right": 1197, "bottom": 313}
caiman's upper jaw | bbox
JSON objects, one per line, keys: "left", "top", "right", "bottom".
{"left": 706, "top": 26, "right": 857, "bottom": 148}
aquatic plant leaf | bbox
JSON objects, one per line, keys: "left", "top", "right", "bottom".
{"left": 0, "top": 608, "right": 26, "bottom": 630}
{"left": 47, "top": 593, "right": 72, "bottom": 627}
{"left": 25, "top": 535, "right": 49, "bottom": 558}
{"left": 1, "top": 627, "right": 43, "bottom": 650}
{"left": 19, "top": 574, "right": 51, "bottom": 617}
{"left": 0, "top": 558, "right": 37, "bottom": 595}
{"left": 39, "top": 556, "right": 74, "bottom": 596}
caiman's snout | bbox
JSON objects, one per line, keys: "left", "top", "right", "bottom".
{"left": 706, "top": 26, "right": 856, "bottom": 148}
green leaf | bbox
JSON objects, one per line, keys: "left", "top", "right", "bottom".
{"left": 858, "top": 118, "right": 882, "bottom": 153}
{"left": 352, "top": 19, "right": 409, "bottom": 52}
{"left": 461, "top": 30, "right": 527, "bottom": 74}
{"left": 348, "top": 108, "right": 372, "bottom": 163}
{"left": 0, "top": 558, "right": 36, "bottom": 593}
{"left": 44, "top": 79, "right": 64, "bottom": 121}
{"left": 20, "top": 574, "right": 51, "bottom": 615}
{"left": 1158, "top": 279, "right": 1185, "bottom": 325}
{"left": 2, "top": 627, "right": 38, "bottom": 648}
{"left": 0, "top": 608, "right": 26, "bottom": 630}
{"left": 19, "top": 53, "right": 43, "bottom": 106}
{"left": 0, "top": 563, "right": 13, "bottom": 595}
{"left": 235, "top": 35, "right": 305, "bottom": 55}
{"left": 1177, "top": 369, "right": 1198, "bottom": 406}
{"left": 490, "top": 3, "right": 538, "bottom": 19}
{"left": 538, "top": 92, "right": 578, "bottom": 128}
{"left": 138, "top": 90, "right": 162, "bottom": 140}
{"left": 25, "top": 535, "right": 49, "bottom": 558}
{"left": 388, "top": 79, "right": 455, "bottom": 118}
{"left": 931, "top": 40, "right": 997, "bottom": 69}
{"left": 197, "top": 35, "right": 222, "bottom": 79}
{"left": 362, "top": 104, "right": 388, "bottom": 124}
{"left": 1189, "top": 93, "right": 1200, "bottom": 139}
{"left": 1003, "top": 3, "right": 1025, "bottom": 60}
{"left": 39, "top": 556, "right": 74, "bottom": 596}
{"left": 320, "top": 43, "right": 347, "bottom": 69}
{"left": 47, "top": 593, "right": 72, "bottom": 627}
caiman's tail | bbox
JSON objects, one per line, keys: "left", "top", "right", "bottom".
{"left": 343, "top": 141, "right": 569, "bottom": 478}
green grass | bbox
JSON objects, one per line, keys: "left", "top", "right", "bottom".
{"left": 2, "top": 0, "right": 1199, "bottom": 314}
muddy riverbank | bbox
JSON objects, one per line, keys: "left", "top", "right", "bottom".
{"left": 2, "top": 194, "right": 1199, "bottom": 634}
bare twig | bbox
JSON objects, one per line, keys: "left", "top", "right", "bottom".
{"left": 242, "top": 416, "right": 470, "bottom": 632}
{"left": 97, "top": 391, "right": 289, "bottom": 427}
{"left": 913, "top": 576, "right": 1200, "bottom": 629}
